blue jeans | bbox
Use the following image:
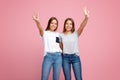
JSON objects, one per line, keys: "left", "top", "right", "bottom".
{"left": 41, "top": 52, "right": 62, "bottom": 80}
{"left": 62, "top": 54, "right": 82, "bottom": 80}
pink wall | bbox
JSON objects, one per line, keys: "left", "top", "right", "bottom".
{"left": 0, "top": 0, "right": 120, "bottom": 80}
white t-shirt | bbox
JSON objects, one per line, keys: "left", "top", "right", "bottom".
{"left": 60, "top": 31, "right": 80, "bottom": 55}
{"left": 42, "top": 31, "right": 62, "bottom": 56}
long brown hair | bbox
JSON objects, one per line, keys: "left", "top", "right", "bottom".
{"left": 45, "top": 17, "right": 58, "bottom": 31}
{"left": 63, "top": 18, "right": 75, "bottom": 33}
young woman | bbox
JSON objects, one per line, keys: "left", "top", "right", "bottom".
{"left": 33, "top": 13, "right": 62, "bottom": 80}
{"left": 60, "top": 8, "right": 90, "bottom": 80}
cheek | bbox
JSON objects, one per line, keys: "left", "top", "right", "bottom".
{"left": 65, "top": 26, "right": 67, "bottom": 29}
{"left": 54, "top": 24, "right": 57, "bottom": 27}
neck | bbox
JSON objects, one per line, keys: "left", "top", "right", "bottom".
{"left": 49, "top": 30, "right": 55, "bottom": 32}
{"left": 64, "top": 31, "right": 72, "bottom": 35}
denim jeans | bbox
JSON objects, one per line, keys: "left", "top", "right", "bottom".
{"left": 41, "top": 52, "right": 62, "bottom": 80}
{"left": 62, "top": 54, "right": 82, "bottom": 80}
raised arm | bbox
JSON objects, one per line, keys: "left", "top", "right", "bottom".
{"left": 33, "top": 12, "right": 44, "bottom": 37}
{"left": 77, "top": 7, "right": 90, "bottom": 36}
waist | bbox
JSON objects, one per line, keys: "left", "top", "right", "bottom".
{"left": 63, "top": 52, "right": 79, "bottom": 56}
{"left": 46, "top": 52, "right": 61, "bottom": 55}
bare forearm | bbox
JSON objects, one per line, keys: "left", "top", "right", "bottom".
{"left": 59, "top": 42, "right": 63, "bottom": 50}
{"left": 35, "top": 21, "right": 43, "bottom": 36}
{"left": 77, "top": 15, "right": 88, "bottom": 36}
{"left": 80, "top": 15, "right": 88, "bottom": 29}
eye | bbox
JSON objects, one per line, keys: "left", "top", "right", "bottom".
{"left": 70, "top": 23, "right": 72, "bottom": 25}
{"left": 51, "top": 22, "right": 54, "bottom": 24}
{"left": 54, "top": 23, "right": 57, "bottom": 25}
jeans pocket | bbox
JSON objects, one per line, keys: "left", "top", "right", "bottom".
{"left": 44, "top": 53, "right": 52, "bottom": 58}
{"left": 73, "top": 54, "right": 79, "bottom": 57}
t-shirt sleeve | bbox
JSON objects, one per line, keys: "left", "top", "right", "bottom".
{"left": 74, "top": 31, "right": 79, "bottom": 37}
{"left": 59, "top": 33, "right": 62, "bottom": 43}
{"left": 42, "top": 31, "right": 46, "bottom": 38}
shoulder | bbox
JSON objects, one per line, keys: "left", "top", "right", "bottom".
{"left": 44, "top": 30, "right": 49, "bottom": 33}
{"left": 43, "top": 31, "right": 50, "bottom": 37}
{"left": 59, "top": 32, "right": 64, "bottom": 37}
{"left": 55, "top": 31, "right": 60, "bottom": 34}
{"left": 73, "top": 31, "right": 79, "bottom": 36}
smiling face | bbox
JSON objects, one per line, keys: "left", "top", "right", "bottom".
{"left": 63, "top": 18, "right": 75, "bottom": 33}
{"left": 65, "top": 20, "right": 73, "bottom": 32}
{"left": 49, "top": 19, "right": 58, "bottom": 31}
{"left": 46, "top": 17, "right": 58, "bottom": 31}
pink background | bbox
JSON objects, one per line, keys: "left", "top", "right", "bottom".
{"left": 0, "top": 0, "right": 120, "bottom": 80}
